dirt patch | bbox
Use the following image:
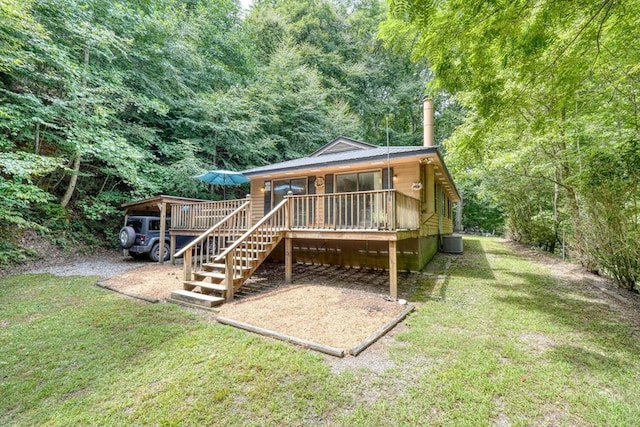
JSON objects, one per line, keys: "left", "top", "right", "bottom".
{"left": 99, "top": 264, "right": 183, "bottom": 300}
{"left": 501, "top": 239, "right": 635, "bottom": 297}
{"left": 218, "top": 284, "right": 409, "bottom": 350}
{"left": 519, "top": 332, "right": 556, "bottom": 355}
{"left": 502, "top": 239, "right": 640, "bottom": 332}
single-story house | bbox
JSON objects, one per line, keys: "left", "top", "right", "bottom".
{"left": 168, "top": 99, "right": 460, "bottom": 308}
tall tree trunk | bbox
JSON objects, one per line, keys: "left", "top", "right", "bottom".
{"left": 551, "top": 167, "right": 560, "bottom": 253}
{"left": 60, "top": 45, "right": 89, "bottom": 208}
{"left": 34, "top": 122, "right": 40, "bottom": 154}
{"left": 60, "top": 152, "right": 81, "bottom": 208}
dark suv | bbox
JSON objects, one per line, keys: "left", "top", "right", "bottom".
{"left": 119, "top": 216, "right": 191, "bottom": 261}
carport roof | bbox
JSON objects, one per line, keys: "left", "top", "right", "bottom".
{"left": 121, "top": 195, "right": 209, "bottom": 214}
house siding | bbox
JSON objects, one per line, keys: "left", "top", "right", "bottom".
{"left": 250, "top": 181, "right": 264, "bottom": 225}
{"left": 250, "top": 161, "right": 451, "bottom": 238}
{"left": 391, "top": 162, "right": 420, "bottom": 196}
{"left": 243, "top": 152, "right": 455, "bottom": 273}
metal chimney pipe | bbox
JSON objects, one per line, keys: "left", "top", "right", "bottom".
{"left": 423, "top": 97, "right": 434, "bottom": 147}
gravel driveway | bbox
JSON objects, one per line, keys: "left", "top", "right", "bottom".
{"left": 13, "top": 252, "right": 153, "bottom": 280}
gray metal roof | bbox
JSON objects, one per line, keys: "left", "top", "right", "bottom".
{"left": 243, "top": 145, "right": 439, "bottom": 176}
{"left": 309, "top": 136, "right": 378, "bottom": 157}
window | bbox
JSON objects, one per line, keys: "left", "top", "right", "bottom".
{"left": 336, "top": 170, "right": 381, "bottom": 193}
{"left": 272, "top": 177, "right": 310, "bottom": 226}
{"left": 272, "top": 178, "right": 307, "bottom": 206}
{"left": 126, "top": 219, "right": 143, "bottom": 233}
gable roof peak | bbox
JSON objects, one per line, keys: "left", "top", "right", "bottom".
{"left": 310, "top": 136, "right": 378, "bottom": 157}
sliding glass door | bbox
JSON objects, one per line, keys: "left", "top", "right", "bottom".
{"left": 334, "top": 170, "right": 382, "bottom": 228}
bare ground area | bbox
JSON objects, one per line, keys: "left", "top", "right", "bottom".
{"left": 6, "top": 236, "right": 639, "bottom": 368}
{"left": 218, "top": 284, "right": 409, "bottom": 350}
{"left": 99, "top": 263, "right": 184, "bottom": 300}
{"left": 500, "top": 239, "right": 640, "bottom": 332}
{"left": 99, "top": 261, "right": 416, "bottom": 354}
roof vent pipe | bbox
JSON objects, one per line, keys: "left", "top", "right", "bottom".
{"left": 423, "top": 97, "right": 434, "bottom": 147}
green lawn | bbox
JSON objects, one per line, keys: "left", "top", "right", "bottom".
{"left": 2, "top": 237, "right": 639, "bottom": 426}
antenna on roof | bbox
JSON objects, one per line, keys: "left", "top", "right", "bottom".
{"left": 386, "top": 115, "right": 391, "bottom": 190}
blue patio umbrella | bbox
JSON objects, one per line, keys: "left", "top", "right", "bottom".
{"left": 194, "top": 169, "right": 249, "bottom": 199}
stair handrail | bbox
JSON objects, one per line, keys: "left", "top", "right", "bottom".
{"left": 174, "top": 199, "right": 250, "bottom": 258}
{"left": 214, "top": 197, "right": 289, "bottom": 262}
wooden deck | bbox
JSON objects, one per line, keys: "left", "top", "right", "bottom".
{"left": 168, "top": 190, "right": 423, "bottom": 308}
{"left": 170, "top": 190, "right": 419, "bottom": 235}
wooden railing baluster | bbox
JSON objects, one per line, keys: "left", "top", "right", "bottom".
{"left": 279, "top": 190, "right": 420, "bottom": 231}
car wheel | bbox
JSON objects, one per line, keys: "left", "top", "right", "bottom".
{"left": 119, "top": 226, "right": 136, "bottom": 249}
{"left": 150, "top": 242, "right": 170, "bottom": 262}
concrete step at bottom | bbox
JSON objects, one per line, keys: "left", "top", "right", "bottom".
{"left": 170, "top": 289, "right": 224, "bottom": 308}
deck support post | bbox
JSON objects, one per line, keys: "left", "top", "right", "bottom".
{"left": 184, "top": 250, "right": 192, "bottom": 282}
{"left": 285, "top": 238, "right": 293, "bottom": 284}
{"left": 170, "top": 234, "right": 176, "bottom": 264}
{"left": 158, "top": 202, "right": 167, "bottom": 264}
{"left": 284, "top": 191, "right": 293, "bottom": 284}
{"left": 389, "top": 240, "right": 398, "bottom": 299}
{"left": 225, "top": 252, "right": 234, "bottom": 302}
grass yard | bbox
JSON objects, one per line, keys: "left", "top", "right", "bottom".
{"left": 1, "top": 237, "right": 639, "bottom": 425}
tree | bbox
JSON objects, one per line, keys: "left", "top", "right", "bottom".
{"left": 382, "top": 0, "right": 640, "bottom": 290}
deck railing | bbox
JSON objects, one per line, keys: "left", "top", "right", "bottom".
{"left": 171, "top": 198, "right": 248, "bottom": 230}
{"left": 289, "top": 189, "right": 420, "bottom": 231}
{"left": 175, "top": 199, "right": 251, "bottom": 281}
{"left": 394, "top": 191, "right": 420, "bottom": 230}
{"left": 214, "top": 198, "right": 289, "bottom": 299}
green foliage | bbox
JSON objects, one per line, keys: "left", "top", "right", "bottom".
{"left": 456, "top": 177, "right": 503, "bottom": 235}
{"left": 575, "top": 139, "right": 640, "bottom": 290}
{"left": 0, "top": 240, "right": 37, "bottom": 266}
{"left": 1, "top": 0, "right": 442, "bottom": 264}
{"left": 0, "top": 177, "right": 54, "bottom": 232}
{"left": 0, "top": 0, "right": 478, "bottom": 269}
{"left": 383, "top": 0, "right": 640, "bottom": 291}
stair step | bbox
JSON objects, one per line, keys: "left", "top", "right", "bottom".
{"left": 183, "top": 280, "right": 227, "bottom": 292}
{"left": 234, "top": 256, "right": 260, "bottom": 262}
{"left": 170, "top": 290, "right": 224, "bottom": 307}
{"left": 240, "top": 243, "right": 273, "bottom": 249}
{"left": 214, "top": 253, "right": 265, "bottom": 262}
{"left": 203, "top": 263, "right": 252, "bottom": 272}
{"left": 203, "top": 262, "right": 225, "bottom": 270}
{"left": 194, "top": 271, "right": 243, "bottom": 281}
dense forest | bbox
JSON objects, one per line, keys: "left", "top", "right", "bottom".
{"left": 1, "top": 0, "right": 637, "bottom": 291}
{"left": 1, "top": 0, "right": 437, "bottom": 255}
{"left": 382, "top": 0, "right": 639, "bottom": 291}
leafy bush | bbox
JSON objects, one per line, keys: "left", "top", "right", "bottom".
{"left": 576, "top": 139, "right": 640, "bottom": 291}
{"left": 0, "top": 241, "right": 38, "bottom": 267}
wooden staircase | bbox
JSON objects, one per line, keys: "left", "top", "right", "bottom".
{"left": 169, "top": 198, "right": 289, "bottom": 309}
